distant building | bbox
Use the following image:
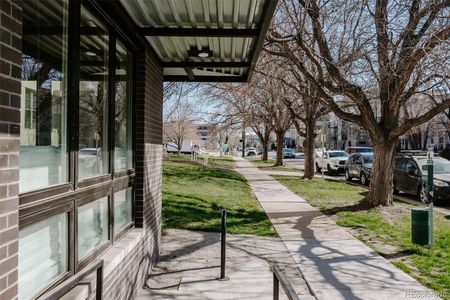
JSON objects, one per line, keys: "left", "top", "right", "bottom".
{"left": 197, "top": 124, "right": 209, "bottom": 142}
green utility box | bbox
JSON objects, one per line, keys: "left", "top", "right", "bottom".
{"left": 411, "top": 208, "right": 431, "bottom": 246}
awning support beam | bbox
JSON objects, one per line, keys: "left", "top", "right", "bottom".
{"left": 164, "top": 75, "right": 247, "bottom": 82}
{"left": 162, "top": 61, "right": 250, "bottom": 68}
{"left": 138, "top": 27, "right": 259, "bottom": 37}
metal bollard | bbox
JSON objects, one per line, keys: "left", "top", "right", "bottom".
{"left": 218, "top": 209, "right": 228, "bottom": 280}
{"left": 273, "top": 272, "right": 279, "bottom": 300}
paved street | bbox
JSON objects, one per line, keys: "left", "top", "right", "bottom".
{"left": 234, "top": 157, "right": 440, "bottom": 300}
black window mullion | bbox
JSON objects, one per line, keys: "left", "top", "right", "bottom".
{"left": 110, "top": 189, "right": 115, "bottom": 244}
{"left": 109, "top": 31, "right": 116, "bottom": 178}
{"left": 108, "top": 32, "right": 116, "bottom": 243}
{"left": 67, "top": 0, "right": 81, "bottom": 275}
{"left": 68, "top": 0, "right": 81, "bottom": 190}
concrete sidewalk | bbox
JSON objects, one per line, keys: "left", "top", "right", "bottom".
{"left": 234, "top": 157, "right": 439, "bottom": 300}
{"left": 138, "top": 229, "right": 315, "bottom": 300}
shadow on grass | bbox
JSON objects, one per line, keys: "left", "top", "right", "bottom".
{"left": 378, "top": 249, "right": 420, "bottom": 260}
{"left": 320, "top": 198, "right": 373, "bottom": 216}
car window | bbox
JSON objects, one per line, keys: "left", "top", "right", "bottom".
{"left": 395, "top": 158, "right": 406, "bottom": 170}
{"left": 405, "top": 160, "right": 417, "bottom": 171}
{"left": 362, "top": 154, "right": 373, "bottom": 164}
{"left": 328, "top": 151, "right": 349, "bottom": 158}
{"left": 355, "top": 156, "right": 363, "bottom": 164}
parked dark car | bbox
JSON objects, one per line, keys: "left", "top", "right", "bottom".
{"left": 345, "top": 152, "right": 373, "bottom": 185}
{"left": 283, "top": 148, "right": 296, "bottom": 159}
{"left": 393, "top": 155, "right": 450, "bottom": 203}
{"left": 440, "top": 148, "right": 450, "bottom": 161}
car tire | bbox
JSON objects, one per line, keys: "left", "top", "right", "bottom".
{"left": 345, "top": 170, "right": 352, "bottom": 182}
{"left": 419, "top": 184, "right": 429, "bottom": 204}
{"left": 327, "top": 164, "right": 333, "bottom": 175}
{"left": 360, "top": 172, "right": 368, "bottom": 186}
{"left": 316, "top": 163, "right": 321, "bottom": 173}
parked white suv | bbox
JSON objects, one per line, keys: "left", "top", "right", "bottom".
{"left": 246, "top": 147, "right": 257, "bottom": 156}
{"left": 315, "top": 150, "right": 349, "bottom": 174}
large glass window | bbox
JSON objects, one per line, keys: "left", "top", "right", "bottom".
{"left": 20, "top": 0, "right": 69, "bottom": 193}
{"left": 78, "top": 6, "right": 109, "bottom": 179}
{"left": 18, "top": 3, "right": 136, "bottom": 294}
{"left": 18, "top": 213, "right": 69, "bottom": 300}
{"left": 115, "top": 42, "right": 133, "bottom": 171}
{"left": 77, "top": 197, "right": 109, "bottom": 261}
{"left": 114, "top": 188, "right": 133, "bottom": 232}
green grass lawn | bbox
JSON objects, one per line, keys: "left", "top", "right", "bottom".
{"left": 247, "top": 157, "right": 299, "bottom": 172}
{"left": 162, "top": 155, "right": 276, "bottom": 236}
{"left": 275, "top": 176, "right": 450, "bottom": 298}
{"left": 198, "top": 155, "right": 236, "bottom": 169}
{"left": 247, "top": 156, "right": 276, "bottom": 166}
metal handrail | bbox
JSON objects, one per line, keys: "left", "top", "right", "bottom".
{"left": 38, "top": 259, "right": 103, "bottom": 300}
{"left": 272, "top": 264, "right": 300, "bottom": 300}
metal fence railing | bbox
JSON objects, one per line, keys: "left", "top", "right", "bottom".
{"left": 272, "top": 264, "right": 300, "bottom": 300}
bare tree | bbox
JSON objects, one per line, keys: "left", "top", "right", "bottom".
{"left": 266, "top": 0, "right": 450, "bottom": 206}
{"left": 431, "top": 94, "right": 450, "bottom": 144}
{"left": 251, "top": 122, "right": 272, "bottom": 161}
{"left": 163, "top": 82, "right": 200, "bottom": 122}
{"left": 163, "top": 102, "right": 196, "bottom": 155}
{"left": 284, "top": 82, "right": 328, "bottom": 179}
{"left": 204, "top": 82, "right": 275, "bottom": 161}
{"left": 252, "top": 69, "right": 292, "bottom": 166}
{"left": 261, "top": 65, "right": 329, "bottom": 178}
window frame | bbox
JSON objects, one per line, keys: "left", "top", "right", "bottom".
{"left": 19, "top": 202, "right": 74, "bottom": 299}
{"left": 19, "top": 0, "right": 136, "bottom": 202}
{"left": 17, "top": 0, "right": 138, "bottom": 297}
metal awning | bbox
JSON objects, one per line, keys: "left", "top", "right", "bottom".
{"left": 119, "top": 0, "right": 277, "bottom": 82}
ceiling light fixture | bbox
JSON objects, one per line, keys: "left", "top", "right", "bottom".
{"left": 85, "top": 51, "right": 97, "bottom": 57}
{"left": 188, "top": 46, "right": 213, "bottom": 58}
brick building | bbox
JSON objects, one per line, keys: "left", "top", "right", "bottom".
{"left": 0, "top": 0, "right": 276, "bottom": 299}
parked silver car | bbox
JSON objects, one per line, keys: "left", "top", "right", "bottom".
{"left": 345, "top": 152, "right": 373, "bottom": 185}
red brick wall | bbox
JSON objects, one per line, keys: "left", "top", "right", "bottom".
{"left": 0, "top": 0, "right": 21, "bottom": 299}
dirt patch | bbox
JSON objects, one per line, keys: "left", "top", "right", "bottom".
{"left": 378, "top": 205, "right": 411, "bottom": 226}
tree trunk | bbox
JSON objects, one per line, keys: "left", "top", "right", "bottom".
{"left": 177, "top": 141, "right": 182, "bottom": 155}
{"left": 275, "top": 132, "right": 284, "bottom": 166}
{"left": 367, "top": 141, "right": 397, "bottom": 206}
{"left": 303, "top": 119, "right": 315, "bottom": 179}
{"left": 262, "top": 141, "right": 269, "bottom": 161}
{"left": 422, "top": 125, "right": 429, "bottom": 150}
